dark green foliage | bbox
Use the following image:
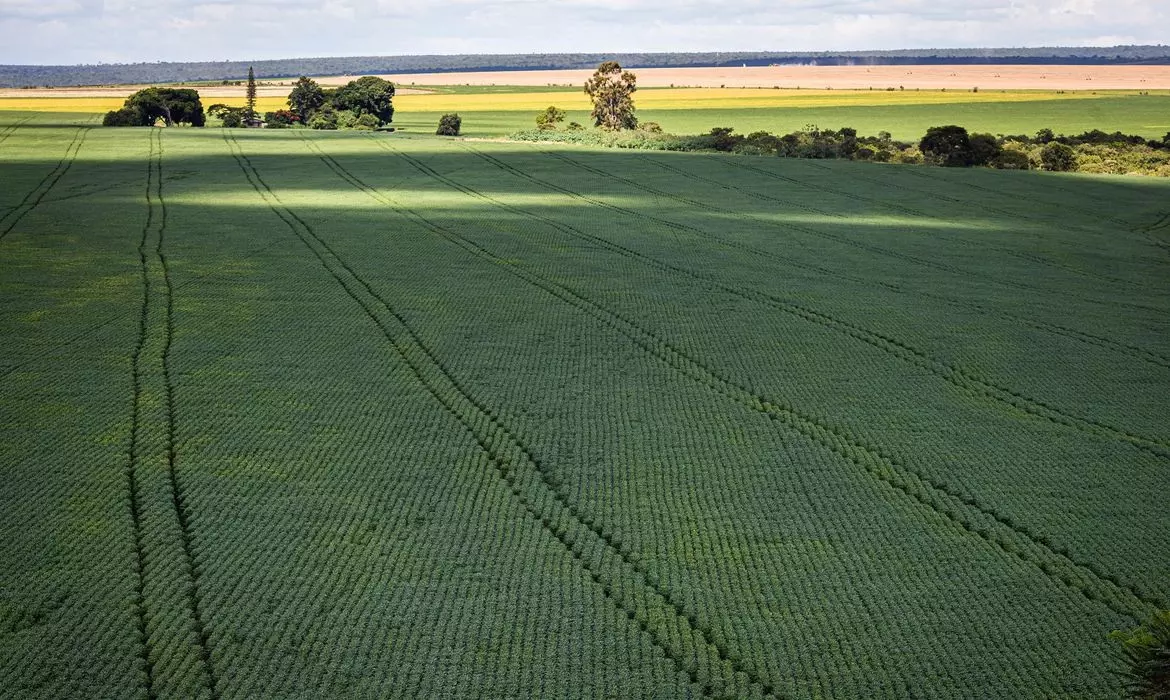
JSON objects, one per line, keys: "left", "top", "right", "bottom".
{"left": 706, "top": 126, "right": 742, "bottom": 152}
{"left": 101, "top": 107, "right": 139, "bottom": 126}
{"left": 287, "top": 76, "right": 326, "bottom": 122}
{"left": 991, "top": 149, "right": 1031, "bottom": 170}
{"left": 309, "top": 104, "right": 338, "bottom": 130}
{"left": 968, "top": 133, "right": 1002, "bottom": 166}
{"left": 354, "top": 113, "right": 379, "bottom": 131}
{"left": 920, "top": 125, "right": 974, "bottom": 166}
{"left": 264, "top": 109, "right": 299, "bottom": 128}
{"left": 104, "top": 87, "right": 205, "bottom": 127}
{"left": 2, "top": 119, "right": 1169, "bottom": 700}
{"left": 585, "top": 61, "right": 637, "bottom": 130}
{"left": 436, "top": 113, "right": 462, "bottom": 136}
{"left": 535, "top": 105, "right": 566, "bottom": 130}
{"left": 1041, "top": 142, "right": 1077, "bottom": 171}
{"left": 245, "top": 66, "right": 257, "bottom": 123}
{"left": 331, "top": 75, "right": 395, "bottom": 126}
{"left": 209, "top": 103, "right": 247, "bottom": 128}
{"left": 1111, "top": 611, "right": 1170, "bottom": 699}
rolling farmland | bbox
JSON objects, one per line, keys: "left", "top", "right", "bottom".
{"left": 1, "top": 111, "right": 1169, "bottom": 698}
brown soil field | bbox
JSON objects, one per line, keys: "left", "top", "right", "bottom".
{"left": 353, "top": 65, "right": 1170, "bottom": 91}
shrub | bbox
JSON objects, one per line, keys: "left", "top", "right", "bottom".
{"left": 354, "top": 113, "right": 380, "bottom": 131}
{"left": 436, "top": 113, "right": 462, "bottom": 136}
{"left": 336, "top": 110, "right": 358, "bottom": 129}
{"left": 991, "top": 149, "right": 1031, "bottom": 170}
{"left": 1041, "top": 142, "right": 1077, "bottom": 171}
{"left": 638, "top": 121, "right": 663, "bottom": 133}
{"left": 968, "top": 133, "right": 1002, "bottom": 166}
{"left": 706, "top": 127, "right": 743, "bottom": 152}
{"left": 535, "top": 106, "right": 565, "bottom": 130}
{"left": 566, "top": 122, "right": 584, "bottom": 131}
{"left": 209, "top": 103, "right": 246, "bottom": 128}
{"left": 309, "top": 105, "right": 338, "bottom": 130}
{"left": 102, "top": 108, "right": 141, "bottom": 127}
{"left": 920, "top": 125, "right": 973, "bottom": 167}
{"left": 894, "top": 147, "right": 924, "bottom": 165}
{"left": 264, "top": 109, "right": 298, "bottom": 129}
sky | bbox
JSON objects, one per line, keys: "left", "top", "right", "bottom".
{"left": 0, "top": 0, "right": 1166, "bottom": 65}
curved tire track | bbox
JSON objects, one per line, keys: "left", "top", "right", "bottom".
{"left": 329, "top": 137, "right": 1164, "bottom": 620}
{"left": 232, "top": 132, "right": 775, "bottom": 699}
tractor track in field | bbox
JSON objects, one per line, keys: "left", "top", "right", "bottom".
{"left": 799, "top": 159, "right": 1160, "bottom": 291}
{"left": 130, "top": 129, "right": 219, "bottom": 699}
{"left": 127, "top": 127, "right": 160, "bottom": 700}
{"left": 152, "top": 129, "right": 220, "bottom": 700}
{"left": 642, "top": 155, "right": 1170, "bottom": 370}
{"left": 472, "top": 146, "right": 1170, "bottom": 461}
{"left": 316, "top": 137, "right": 1162, "bottom": 624}
{"left": 233, "top": 131, "right": 776, "bottom": 699}
{"left": 0, "top": 116, "right": 33, "bottom": 144}
{"left": 1135, "top": 211, "right": 1170, "bottom": 253}
{"left": 701, "top": 155, "right": 1165, "bottom": 314}
{"left": 388, "top": 140, "right": 1165, "bottom": 619}
{"left": 0, "top": 125, "right": 90, "bottom": 242}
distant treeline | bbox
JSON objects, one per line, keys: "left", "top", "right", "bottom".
{"left": 3, "top": 46, "right": 1170, "bottom": 88}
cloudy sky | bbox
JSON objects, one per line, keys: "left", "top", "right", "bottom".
{"left": 0, "top": 0, "right": 1165, "bottom": 65}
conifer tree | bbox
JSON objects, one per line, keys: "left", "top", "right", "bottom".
{"left": 245, "top": 66, "right": 257, "bottom": 124}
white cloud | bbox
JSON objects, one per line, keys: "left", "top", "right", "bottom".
{"left": 0, "top": 0, "right": 1165, "bottom": 64}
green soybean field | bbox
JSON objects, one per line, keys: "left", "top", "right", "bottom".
{"left": 2, "top": 112, "right": 1169, "bottom": 699}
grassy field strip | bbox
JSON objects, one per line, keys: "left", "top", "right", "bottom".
{"left": 566, "top": 146, "right": 1159, "bottom": 300}
{"left": 0, "top": 221, "right": 291, "bottom": 385}
{"left": 391, "top": 88, "right": 1120, "bottom": 114}
{"left": 636, "top": 154, "right": 1170, "bottom": 370}
{"left": 1133, "top": 209, "right": 1170, "bottom": 253}
{"left": 678, "top": 155, "right": 1167, "bottom": 311}
{"left": 791, "top": 159, "right": 1161, "bottom": 290}
{"left": 0, "top": 125, "right": 91, "bottom": 241}
{"left": 523, "top": 144, "right": 1170, "bottom": 327}
{"left": 0, "top": 115, "right": 33, "bottom": 144}
{"left": 298, "top": 134, "right": 1160, "bottom": 619}
{"left": 445, "top": 143, "right": 1170, "bottom": 459}
{"left": 895, "top": 164, "right": 1133, "bottom": 229}
{"left": 362, "top": 141, "right": 1160, "bottom": 596}
{"left": 242, "top": 132, "right": 1146, "bottom": 697}
{"left": 127, "top": 128, "right": 219, "bottom": 699}
{"left": 3, "top": 122, "right": 1167, "bottom": 696}
{"left": 224, "top": 131, "right": 777, "bottom": 698}
{"left": 660, "top": 154, "right": 1170, "bottom": 306}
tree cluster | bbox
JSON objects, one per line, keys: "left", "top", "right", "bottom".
{"left": 511, "top": 121, "right": 1170, "bottom": 175}
{"left": 103, "top": 87, "right": 205, "bottom": 127}
{"left": 267, "top": 75, "right": 395, "bottom": 130}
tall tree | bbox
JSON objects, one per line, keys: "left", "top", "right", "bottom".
{"left": 287, "top": 76, "right": 326, "bottom": 122}
{"left": 245, "top": 66, "right": 257, "bottom": 124}
{"left": 584, "top": 61, "right": 637, "bottom": 130}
